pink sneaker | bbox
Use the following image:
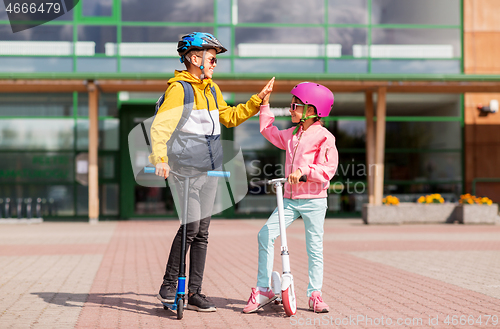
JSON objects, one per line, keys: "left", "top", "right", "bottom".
{"left": 309, "top": 291, "right": 329, "bottom": 313}
{"left": 243, "top": 288, "right": 277, "bottom": 313}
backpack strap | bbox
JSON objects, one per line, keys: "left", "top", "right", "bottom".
{"left": 142, "top": 81, "right": 195, "bottom": 158}
{"left": 210, "top": 85, "right": 219, "bottom": 109}
{"left": 176, "top": 80, "right": 195, "bottom": 130}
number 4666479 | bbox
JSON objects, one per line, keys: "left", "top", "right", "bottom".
{"left": 444, "top": 315, "right": 498, "bottom": 326}
{"left": 5, "top": 2, "right": 62, "bottom": 14}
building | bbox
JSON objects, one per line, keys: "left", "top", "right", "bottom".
{"left": 1, "top": 0, "right": 499, "bottom": 221}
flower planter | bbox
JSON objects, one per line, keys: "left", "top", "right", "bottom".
{"left": 363, "top": 203, "right": 500, "bottom": 225}
{"left": 455, "top": 204, "right": 499, "bottom": 224}
{"left": 362, "top": 203, "right": 457, "bottom": 225}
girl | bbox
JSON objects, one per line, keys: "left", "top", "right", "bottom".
{"left": 243, "top": 82, "right": 338, "bottom": 314}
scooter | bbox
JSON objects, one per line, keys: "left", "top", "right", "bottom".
{"left": 144, "top": 166, "right": 230, "bottom": 319}
{"left": 265, "top": 175, "right": 306, "bottom": 317}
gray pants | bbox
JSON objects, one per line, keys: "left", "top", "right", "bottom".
{"left": 162, "top": 166, "right": 218, "bottom": 294}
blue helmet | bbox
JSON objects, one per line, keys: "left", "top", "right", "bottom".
{"left": 177, "top": 32, "right": 227, "bottom": 63}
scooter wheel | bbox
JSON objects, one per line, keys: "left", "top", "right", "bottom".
{"left": 282, "top": 287, "right": 297, "bottom": 317}
{"left": 163, "top": 305, "right": 169, "bottom": 310}
{"left": 274, "top": 300, "right": 280, "bottom": 305}
{"left": 176, "top": 299, "right": 184, "bottom": 320}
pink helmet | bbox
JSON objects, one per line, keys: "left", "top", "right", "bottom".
{"left": 290, "top": 82, "right": 334, "bottom": 117}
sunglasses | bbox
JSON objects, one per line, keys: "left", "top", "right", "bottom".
{"left": 195, "top": 55, "right": 217, "bottom": 65}
{"left": 290, "top": 103, "right": 306, "bottom": 111}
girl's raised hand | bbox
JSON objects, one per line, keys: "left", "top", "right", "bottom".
{"left": 258, "top": 77, "right": 275, "bottom": 105}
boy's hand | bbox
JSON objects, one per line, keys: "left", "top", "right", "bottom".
{"left": 288, "top": 168, "right": 303, "bottom": 185}
{"left": 258, "top": 77, "right": 275, "bottom": 105}
{"left": 155, "top": 162, "right": 170, "bottom": 179}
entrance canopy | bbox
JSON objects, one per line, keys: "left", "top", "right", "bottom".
{"left": 3, "top": 74, "right": 500, "bottom": 93}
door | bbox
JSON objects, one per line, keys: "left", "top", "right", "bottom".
{"left": 119, "top": 104, "right": 177, "bottom": 219}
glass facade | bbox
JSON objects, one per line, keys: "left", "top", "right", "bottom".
{"left": 0, "top": 0, "right": 462, "bottom": 74}
{"left": 0, "top": 93, "right": 119, "bottom": 219}
{"left": 0, "top": 1, "right": 464, "bottom": 219}
{"left": 235, "top": 92, "right": 462, "bottom": 215}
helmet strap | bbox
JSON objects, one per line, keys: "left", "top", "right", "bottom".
{"left": 184, "top": 49, "right": 207, "bottom": 80}
{"left": 199, "top": 50, "right": 207, "bottom": 80}
{"left": 292, "top": 104, "right": 318, "bottom": 135}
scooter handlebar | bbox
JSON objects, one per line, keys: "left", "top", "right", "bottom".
{"left": 299, "top": 175, "right": 307, "bottom": 183}
{"left": 143, "top": 167, "right": 230, "bottom": 178}
{"left": 207, "top": 171, "right": 230, "bottom": 178}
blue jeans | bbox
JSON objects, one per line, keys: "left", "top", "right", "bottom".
{"left": 257, "top": 198, "right": 327, "bottom": 297}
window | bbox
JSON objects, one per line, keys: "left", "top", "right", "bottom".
{"left": 371, "top": 0, "right": 460, "bottom": 25}
{"left": 121, "top": 0, "right": 214, "bottom": 22}
{"left": 237, "top": 0, "right": 324, "bottom": 24}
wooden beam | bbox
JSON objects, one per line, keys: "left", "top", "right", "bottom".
{"left": 365, "top": 91, "right": 376, "bottom": 205}
{"left": 88, "top": 82, "right": 99, "bottom": 224}
{"left": 0, "top": 79, "right": 87, "bottom": 92}
{"left": 374, "top": 87, "right": 387, "bottom": 206}
{"left": 96, "top": 79, "right": 169, "bottom": 93}
{"left": 2, "top": 78, "right": 500, "bottom": 94}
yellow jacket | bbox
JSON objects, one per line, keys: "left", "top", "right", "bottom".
{"left": 149, "top": 70, "right": 262, "bottom": 166}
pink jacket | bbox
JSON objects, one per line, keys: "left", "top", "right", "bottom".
{"left": 259, "top": 104, "right": 339, "bottom": 199}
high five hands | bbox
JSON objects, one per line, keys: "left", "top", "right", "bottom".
{"left": 258, "top": 77, "right": 275, "bottom": 106}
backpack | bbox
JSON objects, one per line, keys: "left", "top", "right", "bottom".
{"left": 140, "top": 80, "right": 220, "bottom": 168}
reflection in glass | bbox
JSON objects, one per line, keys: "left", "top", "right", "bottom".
{"left": 328, "top": 60, "right": 368, "bottom": 74}
{"left": 234, "top": 59, "right": 323, "bottom": 73}
{"left": 120, "top": 58, "right": 185, "bottom": 73}
{"left": 217, "top": 27, "right": 232, "bottom": 56}
{"left": 238, "top": 0, "right": 323, "bottom": 24}
{"left": 77, "top": 184, "right": 122, "bottom": 216}
{"left": 0, "top": 119, "right": 74, "bottom": 150}
{"left": 0, "top": 184, "right": 75, "bottom": 216}
{"left": 372, "top": 0, "right": 460, "bottom": 25}
{"left": 101, "top": 184, "right": 119, "bottom": 215}
{"left": 329, "top": 93, "right": 460, "bottom": 117}
{"left": 236, "top": 149, "right": 286, "bottom": 214}
{"left": 134, "top": 185, "right": 176, "bottom": 215}
{"left": 78, "top": 26, "right": 116, "bottom": 54}
{"left": 371, "top": 59, "right": 461, "bottom": 74}
{"left": 329, "top": 28, "right": 367, "bottom": 56}
{"left": 217, "top": 0, "right": 231, "bottom": 24}
{"left": 0, "top": 25, "right": 72, "bottom": 41}
{"left": 0, "top": 153, "right": 74, "bottom": 183}
{"left": 76, "top": 119, "right": 119, "bottom": 150}
{"left": 383, "top": 182, "right": 461, "bottom": 198}
{"left": 371, "top": 28, "right": 461, "bottom": 58}
{"left": 122, "top": 26, "right": 205, "bottom": 43}
{"left": 329, "top": 0, "right": 368, "bottom": 24}
{"left": 235, "top": 27, "right": 324, "bottom": 55}
{"left": 385, "top": 121, "right": 461, "bottom": 150}
{"left": 122, "top": 0, "right": 213, "bottom": 22}
{"left": 385, "top": 152, "right": 461, "bottom": 183}
{"left": 0, "top": 93, "right": 72, "bottom": 117}
{"left": 78, "top": 93, "right": 118, "bottom": 117}
{"left": 82, "top": 0, "right": 112, "bottom": 16}
{"left": 327, "top": 120, "right": 366, "bottom": 149}
{"left": 385, "top": 94, "right": 460, "bottom": 117}
{"left": 77, "top": 58, "right": 117, "bottom": 72}
{"left": 119, "top": 26, "right": 213, "bottom": 57}
{"left": 0, "top": 57, "right": 73, "bottom": 73}
{"left": 235, "top": 120, "right": 292, "bottom": 151}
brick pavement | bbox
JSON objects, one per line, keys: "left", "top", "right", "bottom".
{"left": 1, "top": 219, "right": 500, "bottom": 329}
